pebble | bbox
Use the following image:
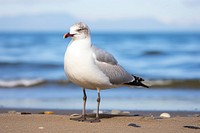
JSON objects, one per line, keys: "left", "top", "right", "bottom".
{"left": 21, "top": 112, "right": 31, "bottom": 115}
{"left": 160, "top": 113, "right": 171, "bottom": 118}
{"left": 38, "top": 127, "right": 45, "bottom": 130}
{"left": 128, "top": 123, "right": 141, "bottom": 128}
{"left": 43, "top": 111, "right": 54, "bottom": 115}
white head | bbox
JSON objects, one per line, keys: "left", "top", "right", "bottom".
{"left": 63, "top": 22, "right": 90, "bottom": 40}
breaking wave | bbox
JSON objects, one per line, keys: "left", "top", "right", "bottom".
{"left": 0, "top": 79, "right": 46, "bottom": 88}
{"left": 0, "top": 78, "right": 199, "bottom": 89}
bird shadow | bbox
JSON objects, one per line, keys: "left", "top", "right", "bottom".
{"left": 85, "top": 113, "right": 141, "bottom": 119}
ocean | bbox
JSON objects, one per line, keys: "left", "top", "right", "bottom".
{"left": 0, "top": 32, "right": 200, "bottom": 111}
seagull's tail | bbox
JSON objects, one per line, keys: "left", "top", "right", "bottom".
{"left": 124, "top": 75, "right": 150, "bottom": 88}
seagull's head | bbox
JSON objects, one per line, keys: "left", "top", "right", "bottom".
{"left": 63, "top": 22, "right": 90, "bottom": 40}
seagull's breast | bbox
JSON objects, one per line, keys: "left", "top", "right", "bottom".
{"left": 64, "top": 41, "right": 111, "bottom": 89}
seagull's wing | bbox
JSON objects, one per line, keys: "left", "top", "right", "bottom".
{"left": 92, "top": 45, "right": 134, "bottom": 85}
{"left": 92, "top": 45, "right": 118, "bottom": 65}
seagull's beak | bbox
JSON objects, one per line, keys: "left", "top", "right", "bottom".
{"left": 63, "top": 32, "right": 74, "bottom": 38}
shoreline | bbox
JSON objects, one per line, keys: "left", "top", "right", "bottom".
{"left": 1, "top": 107, "right": 199, "bottom": 117}
{"left": 0, "top": 108, "right": 200, "bottom": 133}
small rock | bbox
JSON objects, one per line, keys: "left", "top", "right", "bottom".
{"left": 43, "top": 111, "right": 54, "bottom": 115}
{"left": 38, "top": 127, "right": 45, "bottom": 130}
{"left": 21, "top": 112, "right": 31, "bottom": 115}
{"left": 128, "top": 123, "right": 141, "bottom": 128}
{"left": 160, "top": 113, "right": 171, "bottom": 118}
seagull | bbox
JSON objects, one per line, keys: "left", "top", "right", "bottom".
{"left": 63, "top": 22, "right": 149, "bottom": 122}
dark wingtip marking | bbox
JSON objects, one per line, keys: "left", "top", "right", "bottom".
{"left": 124, "top": 75, "right": 149, "bottom": 88}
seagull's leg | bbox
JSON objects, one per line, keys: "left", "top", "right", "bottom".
{"left": 70, "top": 88, "right": 87, "bottom": 121}
{"left": 82, "top": 88, "right": 87, "bottom": 118}
{"left": 89, "top": 88, "right": 101, "bottom": 123}
{"left": 96, "top": 88, "right": 101, "bottom": 119}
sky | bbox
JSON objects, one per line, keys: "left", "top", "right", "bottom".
{"left": 0, "top": 0, "right": 200, "bottom": 32}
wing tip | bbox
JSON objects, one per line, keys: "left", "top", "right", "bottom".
{"left": 124, "top": 75, "right": 150, "bottom": 88}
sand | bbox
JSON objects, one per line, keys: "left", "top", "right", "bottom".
{"left": 0, "top": 109, "right": 200, "bottom": 133}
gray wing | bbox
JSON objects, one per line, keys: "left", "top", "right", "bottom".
{"left": 92, "top": 45, "right": 117, "bottom": 65}
{"left": 92, "top": 45, "right": 133, "bottom": 85}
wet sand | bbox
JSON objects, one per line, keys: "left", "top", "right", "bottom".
{"left": 0, "top": 108, "right": 200, "bottom": 133}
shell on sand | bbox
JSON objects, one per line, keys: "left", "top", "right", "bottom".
{"left": 160, "top": 113, "right": 171, "bottom": 118}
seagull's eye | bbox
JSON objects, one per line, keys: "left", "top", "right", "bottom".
{"left": 77, "top": 28, "right": 87, "bottom": 32}
{"left": 77, "top": 29, "right": 82, "bottom": 32}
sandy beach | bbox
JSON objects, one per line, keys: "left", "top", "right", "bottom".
{"left": 0, "top": 109, "right": 200, "bottom": 133}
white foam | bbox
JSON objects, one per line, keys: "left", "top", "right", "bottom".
{"left": 0, "top": 79, "right": 44, "bottom": 88}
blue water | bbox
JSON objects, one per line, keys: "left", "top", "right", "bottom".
{"left": 0, "top": 32, "right": 200, "bottom": 111}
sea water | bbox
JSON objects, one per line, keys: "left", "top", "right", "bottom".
{"left": 0, "top": 32, "right": 200, "bottom": 111}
